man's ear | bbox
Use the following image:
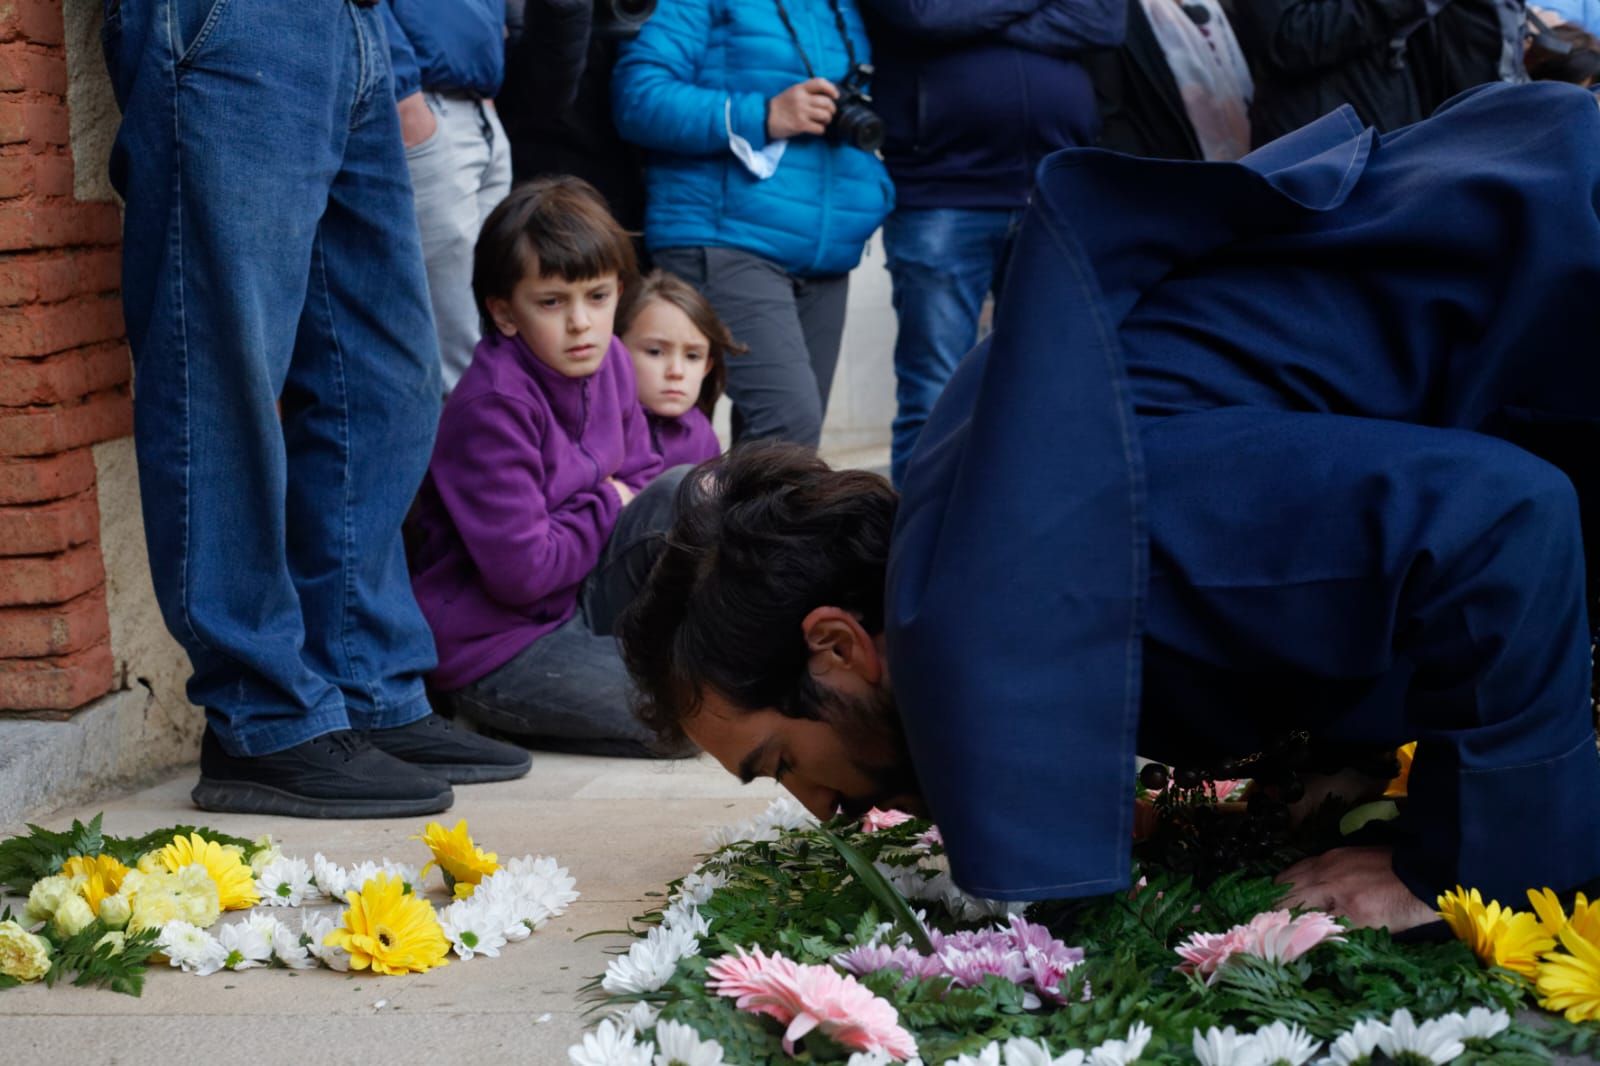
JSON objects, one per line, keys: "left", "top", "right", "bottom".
{"left": 485, "top": 295, "right": 518, "bottom": 336}
{"left": 800, "top": 606, "right": 883, "bottom": 685}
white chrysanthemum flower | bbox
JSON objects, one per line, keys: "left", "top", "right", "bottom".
{"left": 1454, "top": 1007, "right": 1510, "bottom": 1043}
{"left": 846, "top": 1056, "right": 926, "bottom": 1066}
{"left": 217, "top": 919, "right": 273, "bottom": 971}
{"left": 300, "top": 912, "right": 351, "bottom": 972}
{"left": 312, "top": 853, "right": 349, "bottom": 899}
{"left": 345, "top": 860, "right": 383, "bottom": 895}
{"left": 949, "top": 1043, "right": 1003, "bottom": 1066}
{"left": 253, "top": 856, "right": 315, "bottom": 907}
{"left": 612, "top": 1001, "right": 661, "bottom": 1032}
{"left": 658, "top": 899, "right": 710, "bottom": 938}
{"left": 1250, "top": 1021, "right": 1319, "bottom": 1065}
{"left": 569, "top": 1020, "right": 654, "bottom": 1066}
{"left": 672, "top": 870, "right": 727, "bottom": 907}
{"left": 601, "top": 924, "right": 700, "bottom": 995}
{"left": 439, "top": 898, "right": 509, "bottom": 961}
{"left": 754, "top": 796, "right": 818, "bottom": 834}
{"left": 1376, "top": 1009, "right": 1465, "bottom": 1065}
{"left": 1003, "top": 1036, "right": 1086, "bottom": 1066}
{"left": 380, "top": 860, "right": 422, "bottom": 895}
{"left": 1319, "top": 1018, "right": 1387, "bottom": 1066}
{"left": 1089, "top": 1022, "right": 1153, "bottom": 1066}
{"left": 157, "top": 920, "right": 228, "bottom": 976}
{"left": 1194, "top": 1026, "right": 1256, "bottom": 1066}
{"left": 652, "top": 1020, "right": 724, "bottom": 1066}
{"left": 262, "top": 913, "right": 314, "bottom": 969}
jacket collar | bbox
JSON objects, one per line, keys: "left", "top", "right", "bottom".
{"left": 496, "top": 331, "right": 598, "bottom": 436}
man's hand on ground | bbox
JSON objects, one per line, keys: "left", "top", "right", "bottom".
{"left": 398, "top": 92, "right": 437, "bottom": 148}
{"left": 767, "top": 78, "right": 838, "bottom": 141}
{"left": 1275, "top": 846, "right": 1439, "bottom": 932}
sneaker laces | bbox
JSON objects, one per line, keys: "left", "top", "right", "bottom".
{"left": 312, "top": 731, "right": 369, "bottom": 763}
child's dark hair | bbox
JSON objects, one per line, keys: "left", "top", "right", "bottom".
{"left": 615, "top": 270, "right": 747, "bottom": 417}
{"left": 473, "top": 176, "right": 638, "bottom": 335}
{"left": 1526, "top": 20, "right": 1600, "bottom": 86}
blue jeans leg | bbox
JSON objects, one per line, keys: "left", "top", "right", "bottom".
{"left": 103, "top": 0, "right": 440, "bottom": 755}
{"left": 883, "top": 207, "right": 1021, "bottom": 486}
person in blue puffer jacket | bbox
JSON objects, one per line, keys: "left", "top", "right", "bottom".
{"left": 613, "top": 0, "right": 896, "bottom": 449}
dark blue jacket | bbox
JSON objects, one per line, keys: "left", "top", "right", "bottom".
{"left": 861, "top": 0, "right": 1125, "bottom": 209}
{"left": 383, "top": 0, "right": 505, "bottom": 101}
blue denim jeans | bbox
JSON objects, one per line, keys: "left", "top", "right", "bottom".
{"left": 101, "top": 0, "right": 442, "bottom": 755}
{"left": 883, "top": 207, "right": 1022, "bottom": 485}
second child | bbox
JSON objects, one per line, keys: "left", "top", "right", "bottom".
{"left": 407, "top": 177, "right": 692, "bottom": 758}
{"left": 616, "top": 270, "right": 746, "bottom": 471}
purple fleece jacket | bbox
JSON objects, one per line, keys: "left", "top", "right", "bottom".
{"left": 646, "top": 407, "right": 721, "bottom": 470}
{"left": 408, "top": 332, "right": 663, "bottom": 690}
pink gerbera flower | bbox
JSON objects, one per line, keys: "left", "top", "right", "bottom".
{"left": 706, "top": 947, "right": 919, "bottom": 1060}
{"left": 861, "top": 808, "right": 915, "bottom": 833}
{"left": 1175, "top": 909, "right": 1344, "bottom": 982}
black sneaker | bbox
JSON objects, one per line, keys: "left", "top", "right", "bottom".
{"left": 365, "top": 714, "right": 533, "bottom": 784}
{"left": 191, "top": 728, "right": 454, "bottom": 818}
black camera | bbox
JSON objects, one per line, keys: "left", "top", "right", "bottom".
{"left": 828, "top": 64, "right": 884, "bottom": 153}
{"left": 594, "top": 0, "right": 656, "bottom": 39}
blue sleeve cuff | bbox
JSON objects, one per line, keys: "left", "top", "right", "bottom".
{"left": 730, "top": 91, "right": 770, "bottom": 151}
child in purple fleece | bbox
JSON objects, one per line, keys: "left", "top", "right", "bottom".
{"left": 616, "top": 270, "right": 744, "bottom": 471}
{"left": 407, "top": 178, "right": 690, "bottom": 757}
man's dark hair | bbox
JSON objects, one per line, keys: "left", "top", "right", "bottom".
{"left": 617, "top": 442, "right": 898, "bottom": 746}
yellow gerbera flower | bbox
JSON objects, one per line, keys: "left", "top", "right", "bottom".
{"left": 1528, "top": 888, "right": 1600, "bottom": 943}
{"left": 325, "top": 872, "right": 449, "bottom": 975}
{"left": 1538, "top": 924, "right": 1600, "bottom": 1022}
{"left": 156, "top": 832, "right": 260, "bottom": 910}
{"left": 59, "top": 854, "right": 129, "bottom": 913}
{"left": 416, "top": 820, "right": 499, "bottom": 898}
{"left": 1438, "top": 885, "right": 1554, "bottom": 978}
{"left": 1382, "top": 742, "right": 1416, "bottom": 798}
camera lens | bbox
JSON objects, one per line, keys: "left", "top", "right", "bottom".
{"left": 595, "top": 0, "right": 656, "bottom": 37}
{"left": 833, "top": 102, "right": 885, "bottom": 153}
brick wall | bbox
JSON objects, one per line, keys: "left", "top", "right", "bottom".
{"left": 0, "top": 0, "right": 129, "bottom": 713}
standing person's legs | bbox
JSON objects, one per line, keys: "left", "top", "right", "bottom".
{"left": 406, "top": 93, "right": 511, "bottom": 392}
{"left": 793, "top": 271, "right": 850, "bottom": 434}
{"left": 883, "top": 208, "right": 1020, "bottom": 485}
{"left": 654, "top": 247, "right": 823, "bottom": 447}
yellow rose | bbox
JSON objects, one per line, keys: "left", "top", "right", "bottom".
{"left": 0, "top": 920, "right": 51, "bottom": 982}
{"left": 98, "top": 892, "right": 133, "bottom": 931}
{"left": 25, "top": 875, "right": 82, "bottom": 923}
{"left": 51, "top": 895, "right": 95, "bottom": 939}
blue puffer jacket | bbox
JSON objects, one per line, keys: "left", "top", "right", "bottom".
{"left": 612, "top": 0, "right": 895, "bottom": 278}
{"left": 382, "top": 0, "right": 505, "bottom": 101}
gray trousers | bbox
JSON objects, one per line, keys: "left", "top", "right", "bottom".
{"left": 654, "top": 246, "right": 849, "bottom": 448}
{"left": 443, "top": 468, "right": 695, "bottom": 758}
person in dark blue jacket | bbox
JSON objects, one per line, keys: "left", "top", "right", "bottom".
{"left": 860, "top": 0, "right": 1125, "bottom": 485}
{"left": 383, "top": 0, "right": 511, "bottom": 392}
{"left": 613, "top": 0, "right": 896, "bottom": 449}
{"left": 616, "top": 82, "right": 1600, "bottom": 932}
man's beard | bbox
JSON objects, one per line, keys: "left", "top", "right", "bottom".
{"left": 809, "top": 682, "right": 924, "bottom": 818}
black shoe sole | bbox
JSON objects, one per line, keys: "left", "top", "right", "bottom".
{"left": 411, "top": 755, "right": 532, "bottom": 785}
{"left": 191, "top": 779, "right": 454, "bottom": 819}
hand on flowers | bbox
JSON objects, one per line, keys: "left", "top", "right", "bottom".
{"left": 1275, "top": 846, "right": 1438, "bottom": 932}
{"left": 397, "top": 92, "right": 437, "bottom": 148}
{"left": 607, "top": 478, "right": 636, "bottom": 508}
{"left": 767, "top": 78, "right": 839, "bottom": 140}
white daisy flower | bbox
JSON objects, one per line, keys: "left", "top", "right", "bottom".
{"left": 1318, "top": 1018, "right": 1387, "bottom": 1066}
{"left": 672, "top": 870, "right": 728, "bottom": 908}
{"left": 217, "top": 919, "right": 273, "bottom": 970}
{"left": 1003, "top": 1036, "right": 1087, "bottom": 1066}
{"left": 1376, "top": 1009, "right": 1465, "bottom": 1065}
{"left": 652, "top": 1020, "right": 725, "bottom": 1066}
{"left": 1193, "top": 1025, "right": 1257, "bottom": 1066}
{"left": 439, "top": 898, "right": 509, "bottom": 961}
{"left": 263, "top": 913, "right": 314, "bottom": 969}
{"left": 611, "top": 1001, "right": 661, "bottom": 1032}
{"left": 658, "top": 899, "right": 710, "bottom": 938}
{"left": 345, "top": 860, "right": 383, "bottom": 895}
{"left": 1455, "top": 1007, "right": 1510, "bottom": 1043}
{"left": 754, "top": 796, "right": 818, "bottom": 835}
{"left": 247, "top": 836, "right": 283, "bottom": 876}
{"left": 1089, "top": 1022, "right": 1153, "bottom": 1066}
{"left": 601, "top": 924, "right": 699, "bottom": 995}
{"left": 569, "top": 1020, "right": 653, "bottom": 1066}
{"left": 300, "top": 912, "right": 351, "bottom": 972}
{"left": 380, "top": 860, "right": 422, "bottom": 895}
{"left": 949, "top": 1043, "right": 1003, "bottom": 1066}
{"left": 1250, "top": 1021, "right": 1319, "bottom": 1066}
{"left": 157, "top": 921, "right": 228, "bottom": 976}
{"left": 253, "top": 856, "right": 316, "bottom": 907}
{"left": 847, "top": 1056, "right": 926, "bottom": 1066}
{"left": 312, "top": 853, "right": 349, "bottom": 899}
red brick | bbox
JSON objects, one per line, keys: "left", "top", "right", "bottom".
{"left": 0, "top": 541, "right": 103, "bottom": 605}
{"left": 0, "top": 585, "right": 108, "bottom": 657}
{"left": 0, "top": 97, "right": 67, "bottom": 146}
{"left": 0, "top": 387, "right": 132, "bottom": 456}
{"left": 0, "top": 342, "right": 130, "bottom": 406}
{"left": 0, "top": 249, "right": 121, "bottom": 304}
{"left": 0, "top": 447, "right": 94, "bottom": 504}
{"left": 0, "top": 202, "right": 122, "bottom": 251}
{"left": 0, "top": 152, "right": 74, "bottom": 199}
{"left": 0, "top": 641, "right": 114, "bottom": 711}
{"left": 0, "top": 1, "right": 65, "bottom": 48}
{"left": 0, "top": 46, "right": 65, "bottom": 94}
{"left": 0, "top": 294, "right": 124, "bottom": 357}
{"left": 0, "top": 487, "right": 98, "bottom": 555}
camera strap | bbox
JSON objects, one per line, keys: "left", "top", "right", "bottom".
{"left": 772, "top": 0, "right": 862, "bottom": 80}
